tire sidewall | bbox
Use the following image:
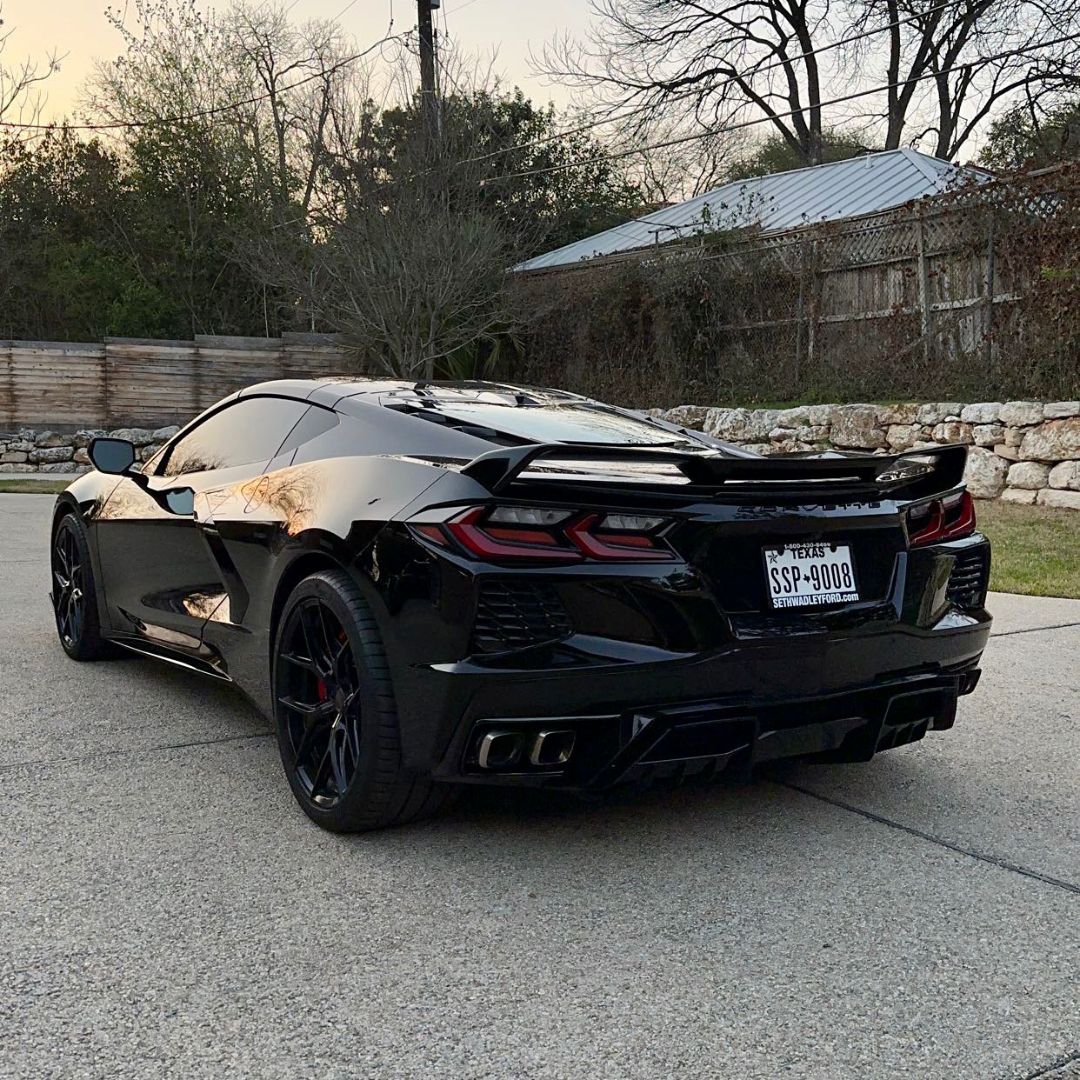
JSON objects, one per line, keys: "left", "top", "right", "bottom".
{"left": 272, "top": 571, "right": 400, "bottom": 831}
{"left": 52, "top": 512, "right": 103, "bottom": 661}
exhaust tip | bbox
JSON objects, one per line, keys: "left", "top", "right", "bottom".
{"left": 477, "top": 730, "right": 525, "bottom": 770}
{"left": 529, "top": 729, "right": 576, "bottom": 767}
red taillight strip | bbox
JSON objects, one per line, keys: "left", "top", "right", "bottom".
{"left": 483, "top": 526, "right": 561, "bottom": 546}
{"left": 417, "top": 506, "right": 678, "bottom": 564}
{"left": 908, "top": 501, "right": 944, "bottom": 546}
{"left": 940, "top": 491, "right": 977, "bottom": 541}
{"left": 446, "top": 508, "right": 581, "bottom": 562}
{"left": 565, "top": 514, "right": 675, "bottom": 562}
{"left": 909, "top": 491, "right": 976, "bottom": 547}
{"left": 413, "top": 524, "right": 450, "bottom": 546}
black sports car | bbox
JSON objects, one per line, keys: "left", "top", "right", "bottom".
{"left": 50, "top": 381, "right": 991, "bottom": 831}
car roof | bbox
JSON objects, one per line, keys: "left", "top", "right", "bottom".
{"left": 239, "top": 378, "right": 585, "bottom": 407}
{"left": 236, "top": 378, "right": 723, "bottom": 453}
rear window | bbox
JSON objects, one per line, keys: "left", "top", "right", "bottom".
{"left": 418, "top": 403, "right": 687, "bottom": 446}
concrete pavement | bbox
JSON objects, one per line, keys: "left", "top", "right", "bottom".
{"left": 1, "top": 493, "right": 1077, "bottom": 1079}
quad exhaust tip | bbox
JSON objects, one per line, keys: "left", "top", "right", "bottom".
{"left": 475, "top": 728, "right": 576, "bottom": 770}
{"left": 530, "top": 729, "right": 576, "bottom": 766}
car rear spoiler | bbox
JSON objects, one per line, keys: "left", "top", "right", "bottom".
{"left": 461, "top": 442, "right": 969, "bottom": 500}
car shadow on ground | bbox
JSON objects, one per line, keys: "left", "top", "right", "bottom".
{"left": 107, "top": 651, "right": 960, "bottom": 852}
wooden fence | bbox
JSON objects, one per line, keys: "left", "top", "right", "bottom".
{"left": 0, "top": 333, "right": 359, "bottom": 430}
{"left": 514, "top": 188, "right": 1075, "bottom": 404}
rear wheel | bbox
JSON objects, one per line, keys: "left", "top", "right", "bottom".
{"left": 51, "top": 512, "right": 114, "bottom": 661}
{"left": 273, "top": 569, "right": 452, "bottom": 832}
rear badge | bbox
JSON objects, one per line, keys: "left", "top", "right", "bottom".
{"left": 764, "top": 542, "right": 859, "bottom": 608}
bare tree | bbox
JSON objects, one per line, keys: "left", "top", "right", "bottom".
{"left": 860, "top": 0, "right": 1080, "bottom": 157}
{"left": 626, "top": 113, "right": 743, "bottom": 202}
{"left": 86, "top": 0, "right": 367, "bottom": 217}
{"left": 539, "top": 0, "right": 1080, "bottom": 169}
{"left": 249, "top": 93, "right": 529, "bottom": 380}
{"left": 0, "top": 3, "right": 61, "bottom": 131}
{"left": 312, "top": 202, "right": 517, "bottom": 380}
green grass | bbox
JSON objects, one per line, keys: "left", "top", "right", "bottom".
{"left": 1, "top": 477, "right": 1074, "bottom": 597}
{"left": 0, "top": 479, "right": 70, "bottom": 494}
{"left": 976, "top": 500, "right": 1080, "bottom": 599}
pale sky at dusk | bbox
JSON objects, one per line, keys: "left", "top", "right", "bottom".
{"left": 7, "top": 0, "right": 590, "bottom": 122}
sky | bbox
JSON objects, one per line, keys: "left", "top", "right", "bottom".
{"left": 6, "top": 0, "right": 589, "bottom": 123}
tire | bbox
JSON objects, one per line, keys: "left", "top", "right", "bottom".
{"left": 272, "top": 569, "right": 453, "bottom": 833}
{"left": 51, "top": 511, "right": 116, "bottom": 661}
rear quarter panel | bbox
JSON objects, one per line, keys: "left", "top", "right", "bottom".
{"left": 196, "top": 455, "right": 453, "bottom": 712}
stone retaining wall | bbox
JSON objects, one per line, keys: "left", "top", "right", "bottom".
{"left": 0, "top": 426, "right": 179, "bottom": 474}
{"left": 2, "top": 400, "right": 1079, "bottom": 508}
{"left": 654, "top": 399, "right": 1080, "bottom": 509}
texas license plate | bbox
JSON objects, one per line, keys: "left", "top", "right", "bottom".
{"left": 764, "top": 542, "right": 859, "bottom": 608}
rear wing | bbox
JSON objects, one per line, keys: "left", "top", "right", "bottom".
{"left": 461, "top": 442, "right": 969, "bottom": 501}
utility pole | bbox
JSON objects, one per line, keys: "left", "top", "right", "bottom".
{"left": 417, "top": 0, "right": 440, "bottom": 140}
{"left": 417, "top": 0, "right": 440, "bottom": 382}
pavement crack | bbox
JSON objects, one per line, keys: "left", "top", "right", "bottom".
{"left": 0, "top": 731, "right": 274, "bottom": 774}
{"left": 991, "top": 620, "right": 1080, "bottom": 638}
{"left": 778, "top": 780, "right": 1080, "bottom": 897}
{"left": 1016, "top": 1049, "right": 1080, "bottom": 1080}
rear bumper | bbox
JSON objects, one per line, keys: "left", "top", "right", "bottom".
{"left": 418, "top": 611, "right": 990, "bottom": 789}
{"left": 433, "top": 666, "right": 980, "bottom": 792}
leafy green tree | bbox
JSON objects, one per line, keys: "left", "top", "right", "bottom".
{"left": 0, "top": 129, "right": 181, "bottom": 340}
{"left": 0, "top": 3, "right": 644, "bottom": 346}
{"left": 358, "top": 88, "right": 643, "bottom": 257}
{"left": 981, "top": 99, "right": 1080, "bottom": 170}
{"left": 724, "top": 130, "right": 880, "bottom": 182}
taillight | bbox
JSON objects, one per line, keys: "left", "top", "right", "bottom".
{"left": 907, "top": 490, "right": 976, "bottom": 547}
{"left": 411, "top": 505, "right": 675, "bottom": 563}
{"left": 446, "top": 507, "right": 579, "bottom": 562}
{"left": 565, "top": 513, "right": 672, "bottom": 561}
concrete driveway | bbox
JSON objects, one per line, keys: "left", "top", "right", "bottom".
{"left": 1, "top": 492, "right": 1077, "bottom": 1080}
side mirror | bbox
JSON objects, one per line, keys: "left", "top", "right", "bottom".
{"left": 88, "top": 437, "right": 137, "bottom": 475}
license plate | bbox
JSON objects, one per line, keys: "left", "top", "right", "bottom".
{"left": 764, "top": 542, "right": 859, "bottom": 609}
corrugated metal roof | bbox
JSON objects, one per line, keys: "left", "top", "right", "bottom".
{"left": 515, "top": 149, "right": 984, "bottom": 272}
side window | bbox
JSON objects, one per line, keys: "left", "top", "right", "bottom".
{"left": 160, "top": 397, "right": 309, "bottom": 478}
{"left": 291, "top": 412, "right": 371, "bottom": 465}
{"left": 274, "top": 405, "right": 339, "bottom": 461}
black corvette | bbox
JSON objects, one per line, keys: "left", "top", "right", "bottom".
{"left": 50, "top": 380, "right": 991, "bottom": 831}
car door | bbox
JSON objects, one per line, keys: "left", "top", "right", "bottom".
{"left": 94, "top": 396, "right": 310, "bottom": 647}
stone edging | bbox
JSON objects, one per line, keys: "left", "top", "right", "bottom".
{"left": 0, "top": 427, "right": 179, "bottom": 474}
{"left": 651, "top": 400, "right": 1080, "bottom": 509}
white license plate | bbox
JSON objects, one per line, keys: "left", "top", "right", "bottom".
{"left": 764, "top": 543, "right": 859, "bottom": 609}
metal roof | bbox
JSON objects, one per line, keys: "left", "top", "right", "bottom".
{"left": 515, "top": 149, "right": 985, "bottom": 272}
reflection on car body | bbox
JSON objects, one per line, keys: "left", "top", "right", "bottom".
{"left": 49, "top": 379, "right": 991, "bottom": 832}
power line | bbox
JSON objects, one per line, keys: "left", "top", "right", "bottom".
{"left": 332, "top": 0, "right": 363, "bottom": 21}
{"left": 485, "top": 30, "right": 1080, "bottom": 184}
{"left": 0, "top": 31, "right": 404, "bottom": 132}
{"left": 454, "top": 0, "right": 958, "bottom": 168}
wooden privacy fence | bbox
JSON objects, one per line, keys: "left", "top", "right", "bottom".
{"left": 0, "top": 333, "right": 360, "bottom": 430}
{"left": 515, "top": 174, "right": 1080, "bottom": 404}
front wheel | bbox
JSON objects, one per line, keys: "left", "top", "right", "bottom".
{"left": 51, "top": 512, "right": 115, "bottom": 661}
{"left": 272, "top": 569, "right": 452, "bottom": 832}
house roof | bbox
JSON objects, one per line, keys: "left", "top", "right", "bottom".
{"left": 515, "top": 148, "right": 986, "bottom": 272}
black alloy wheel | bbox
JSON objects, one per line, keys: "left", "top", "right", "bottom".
{"left": 277, "top": 598, "right": 363, "bottom": 809}
{"left": 53, "top": 522, "right": 85, "bottom": 650}
{"left": 51, "top": 512, "right": 113, "bottom": 661}
{"left": 272, "top": 569, "right": 452, "bottom": 832}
